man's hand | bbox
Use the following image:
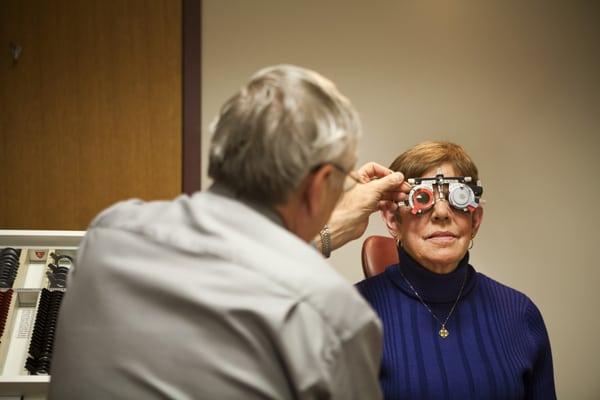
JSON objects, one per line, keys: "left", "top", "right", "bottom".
{"left": 325, "top": 162, "right": 411, "bottom": 252}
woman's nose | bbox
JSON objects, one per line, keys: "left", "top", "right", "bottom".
{"left": 431, "top": 199, "right": 451, "bottom": 222}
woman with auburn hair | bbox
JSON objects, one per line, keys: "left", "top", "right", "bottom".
{"left": 357, "top": 141, "right": 556, "bottom": 399}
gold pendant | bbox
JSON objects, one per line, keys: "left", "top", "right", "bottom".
{"left": 439, "top": 326, "right": 449, "bottom": 338}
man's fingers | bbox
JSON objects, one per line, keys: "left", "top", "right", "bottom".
{"left": 357, "top": 162, "right": 393, "bottom": 182}
{"left": 372, "top": 171, "right": 409, "bottom": 192}
{"left": 378, "top": 191, "right": 407, "bottom": 202}
{"left": 359, "top": 171, "right": 409, "bottom": 204}
{"left": 378, "top": 200, "right": 399, "bottom": 212}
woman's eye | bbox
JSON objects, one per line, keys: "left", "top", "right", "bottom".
{"left": 415, "top": 192, "right": 430, "bottom": 204}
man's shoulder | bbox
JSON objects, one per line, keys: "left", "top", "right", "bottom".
{"left": 85, "top": 193, "right": 225, "bottom": 255}
{"left": 89, "top": 196, "right": 188, "bottom": 230}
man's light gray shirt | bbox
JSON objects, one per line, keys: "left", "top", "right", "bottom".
{"left": 49, "top": 186, "right": 383, "bottom": 399}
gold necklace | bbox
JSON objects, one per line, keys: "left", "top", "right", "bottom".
{"left": 398, "top": 267, "right": 468, "bottom": 338}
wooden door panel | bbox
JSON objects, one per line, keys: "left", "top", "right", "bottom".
{"left": 0, "top": 0, "right": 182, "bottom": 229}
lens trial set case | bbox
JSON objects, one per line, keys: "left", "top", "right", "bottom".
{"left": 0, "top": 230, "right": 84, "bottom": 400}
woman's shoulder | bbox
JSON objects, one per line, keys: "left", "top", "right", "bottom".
{"left": 476, "top": 272, "right": 539, "bottom": 311}
{"left": 477, "top": 273, "right": 551, "bottom": 350}
{"left": 355, "top": 265, "right": 397, "bottom": 296}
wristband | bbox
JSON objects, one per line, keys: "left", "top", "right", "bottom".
{"left": 319, "top": 224, "right": 331, "bottom": 258}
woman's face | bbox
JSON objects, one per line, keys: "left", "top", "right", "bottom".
{"left": 383, "top": 162, "right": 483, "bottom": 273}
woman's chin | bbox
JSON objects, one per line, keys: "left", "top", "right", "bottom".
{"left": 427, "top": 248, "right": 465, "bottom": 267}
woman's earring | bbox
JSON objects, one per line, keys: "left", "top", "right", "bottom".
{"left": 469, "top": 234, "right": 475, "bottom": 250}
{"left": 395, "top": 236, "right": 402, "bottom": 248}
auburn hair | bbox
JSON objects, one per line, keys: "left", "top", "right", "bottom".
{"left": 389, "top": 141, "right": 479, "bottom": 181}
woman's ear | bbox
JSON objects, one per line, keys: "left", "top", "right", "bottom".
{"left": 471, "top": 206, "right": 484, "bottom": 237}
{"left": 380, "top": 208, "right": 402, "bottom": 240}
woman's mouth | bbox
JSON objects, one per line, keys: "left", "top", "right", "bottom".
{"left": 426, "top": 231, "right": 457, "bottom": 244}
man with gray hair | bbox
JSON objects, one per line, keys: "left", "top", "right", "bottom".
{"left": 49, "top": 65, "right": 408, "bottom": 399}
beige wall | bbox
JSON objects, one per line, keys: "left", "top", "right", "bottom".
{"left": 202, "top": 1, "right": 600, "bottom": 398}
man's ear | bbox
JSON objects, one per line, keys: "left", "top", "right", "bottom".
{"left": 471, "top": 206, "right": 484, "bottom": 237}
{"left": 380, "top": 208, "right": 402, "bottom": 240}
{"left": 302, "top": 164, "right": 335, "bottom": 217}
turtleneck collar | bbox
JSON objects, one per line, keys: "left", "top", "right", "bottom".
{"left": 385, "top": 247, "right": 477, "bottom": 304}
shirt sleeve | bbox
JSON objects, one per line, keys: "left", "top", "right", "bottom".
{"left": 327, "top": 317, "right": 383, "bottom": 400}
{"left": 277, "top": 300, "right": 383, "bottom": 400}
{"left": 524, "top": 300, "right": 557, "bottom": 400}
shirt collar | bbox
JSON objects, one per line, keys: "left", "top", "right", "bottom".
{"left": 208, "top": 182, "right": 284, "bottom": 228}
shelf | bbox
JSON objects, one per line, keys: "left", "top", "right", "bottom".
{"left": 0, "top": 375, "right": 49, "bottom": 397}
{"left": 0, "top": 230, "right": 84, "bottom": 248}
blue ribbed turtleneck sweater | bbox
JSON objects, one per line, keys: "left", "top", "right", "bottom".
{"left": 356, "top": 248, "right": 556, "bottom": 400}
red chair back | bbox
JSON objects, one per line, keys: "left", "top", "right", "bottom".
{"left": 361, "top": 235, "right": 399, "bottom": 278}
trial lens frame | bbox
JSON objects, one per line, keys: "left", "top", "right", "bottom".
{"left": 403, "top": 173, "right": 483, "bottom": 215}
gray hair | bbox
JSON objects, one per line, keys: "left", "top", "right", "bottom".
{"left": 208, "top": 65, "right": 361, "bottom": 205}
